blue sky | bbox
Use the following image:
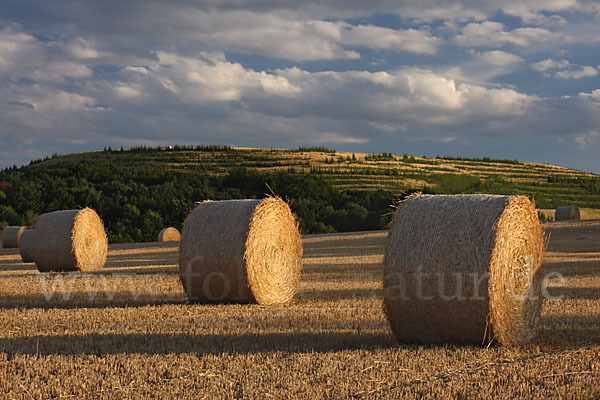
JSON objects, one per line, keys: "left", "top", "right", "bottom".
{"left": 1, "top": 1, "right": 599, "bottom": 172}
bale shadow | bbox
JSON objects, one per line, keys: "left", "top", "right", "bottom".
{"left": 0, "top": 291, "right": 187, "bottom": 310}
{"left": 298, "top": 288, "right": 382, "bottom": 301}
{"left": 542, "top": 258, "right": 600, "bottom": 277}
{"left": 0, "top": 262, "right": 37, "bottom": 271}
{"left": 535, "top": 313, "right": 600, "bottom": 345}
{"left": 0, "top": 331, "right": 397, "bottom": 356}
{"left": 104, "top": 250, "right": 178, "bottom": 269}
{"left": 108, "top": 241, "right": 179, "bottom": 251}
{"left": 0, "top": 248, "right": 20, "bottom": 256}
{"left": 545, "top": 286, "right": 600, "bottom": 300}
{"left": 303, "top": 245, "right": 385, "bottom": 258}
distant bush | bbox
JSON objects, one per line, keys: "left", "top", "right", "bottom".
{"left": 295, "top": 146, "right": 336, "bottom": 153}
{"left": 365, "top": 153, "right": 394, "bottom": 161}
{"left": 441, "top": 156, "right": 520, "bottom": 165}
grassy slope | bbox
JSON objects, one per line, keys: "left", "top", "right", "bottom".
{"left": 38, "top": 146, "right": 600, "bottom": 210}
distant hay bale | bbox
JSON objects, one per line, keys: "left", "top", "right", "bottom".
{"left": 383, "top": 194, "right": 545, "bottom": 346}
{"left": 34, "top": 208, "right": 108, "bottom": 272}
{"left": 2, "top": 226, "right": 26, "bottom": 248}
{"left": 555, "top": 205, "right": 580, "bottom": 221}
{"left": 19, "top": 229, "right": 34, "bottom": 262}
{"left": 158, "top": 227, "right": 180, "bottom": 242}
{"left": 179, "top": 197, "right": 303, "bottom": 305}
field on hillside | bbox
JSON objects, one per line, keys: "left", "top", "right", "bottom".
{"left": 1, "top": 222, "right": 600, "bottom": 398}
{"left": 41, "top": 146, "right": 600, "bottom": 208}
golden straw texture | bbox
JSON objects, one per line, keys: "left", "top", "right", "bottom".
{"left": 2, "top": 226, "right": 26, "bottom": 248}
{"left": 179, "top": 198, "right": 302, "bottom": 305}
{"left": 158, "top": 227, "right": 181, "bottom": 242}
{"left": 383, "top": 194, "right": 545, "bottom": 346}
{"left": 19, "top": 229, "right": 34, "bottom": 263}
{"left": 34, "top": 208, "right": 108, "bottom": 272}
{"left": 555, "top": 205, "right": 580, "bottom": 221}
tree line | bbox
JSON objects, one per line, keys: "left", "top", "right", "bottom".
{"left": 0, "top": 160, "right": 395, "bottom": 242}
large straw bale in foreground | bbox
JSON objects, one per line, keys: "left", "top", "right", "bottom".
{"left": 34, "top": 208, "right": 108, "bottom": 272}
{"left": 2, "top": 226, "right": 26, "bottom": 248}
{"left": 383, "top": 194, "right": 545, "bottom": 346}
{"left": 158, "top": 227, "right": 180, "bottom": 242}
{"left": 19, "top": 229, "right": 34, "bottom": 262}
{"left": 179, "top": 197, "right": 302, "bottom": 305}
{"left": 555, "top": 205, "right": 580, "bottom": 221}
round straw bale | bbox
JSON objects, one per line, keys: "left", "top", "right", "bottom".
{"left": 158, "top": 227, "right": 180, "bottom": 242}
{"left": 34, "top": 208, "right": 108, "bottom": 272}
{"left": 179, "top": 197, "right": 302, "bottom": 305}
{"left": 19, "top": 229, "right": 34, "bottom": 262}
{"left": 555, "top": 205, "right": 580, "bottom": 221}
{"left": 383, "top": 194, "right": 545, "bottom": 346}
{"left": 2, "top": 226, "right": 26, "bottom": 248}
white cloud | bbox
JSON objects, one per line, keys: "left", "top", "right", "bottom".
{"left": 454, "top": 21, "right": 557, "bottom": 47}
{"left": 150, "top": 52, "right": 301, "bottom": 103}
{"left": 532, "top": 58, "right": 598, "bottom": 79}
{"left": 555, "top": 66, "right": 598, "bottom": 79}
{"left": 575, "top": 131, "right": 600, "bottom": 148}
{"left": 179, "top": 13, "right": 442, "bottom": 59}
{"left": 0, "top": 26, "right": 94, "bottom": 82}
{"left": 531, "top": 58, "right": 571, "bottom": 74}
{"left": 476, "top": 50, "right": 524, "bottom": 66}
{"left": 339, "top": 24, "right": 441, "bottom": 54}
{"left": 311, "top": 132, "right": 369, "bottom": 144}
{"left": 194, "top": 14, "right": 360, "bottom": 60}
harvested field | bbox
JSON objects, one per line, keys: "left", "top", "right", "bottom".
{"left": 0, "top": 222, "right": 599, "bottom": 398}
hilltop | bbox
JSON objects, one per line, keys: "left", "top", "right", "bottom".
{"left": 1, "top": 145, "right": 599, "bottom": 241}
{"left": 35, "top": 145, "right": 600, "bottom": 207}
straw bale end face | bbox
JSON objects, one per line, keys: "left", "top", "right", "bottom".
{"left": 158, "top": 227, "right": 181, "bottom": 242}
{"left": 383, "top": 194, "right": 545, "bottom": 346}
{"left": 2, "top": 226, "right": 26, "bottom": 248}
{"left": 179, "top": 197, "right": 302, "bottom": 305}
{"left": 34, "top": 208, "right": 108, "bottom": 272}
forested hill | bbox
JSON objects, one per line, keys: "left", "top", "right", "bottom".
{"left": 1, "top": 145, "right": 598, "bottom": 242}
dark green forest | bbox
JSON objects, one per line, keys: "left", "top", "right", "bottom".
{"left": 1, "top": 146, "right": 599, "bottom": 242}
{"left": 0, "top": 157, "right": 396, "bottom": 242}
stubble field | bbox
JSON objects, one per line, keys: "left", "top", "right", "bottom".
{"left": 0, "top": 221, "right": 599, "bottom": 399}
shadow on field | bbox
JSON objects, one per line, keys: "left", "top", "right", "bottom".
{"left": 104, "top": 250, "right": 178, "bottom": 269}
{"left": 0, "top": 262, "right": 37, "bottom": 271}
{"left": 543, "top": 221, "right": 600, "bottom": 253}
{"left": 302, "top": 232, "right": 387, "bottom": 259}
{"left": 545, "top": 286, "right": 600, "bottom": 300}
{"left": 543, "top": 258, "right": 600, "bottom": 277}
{"left": 298, "top": 288, "right": 382, "bottom": 301}
{"left": 536, "top": 313, "right": 600, "bottom": 345}
{"left": 0, "top": 332, "right": 397, "bottom": 356}
{"left": 0, "top": 294, "right": 187, "bottom": 310}
{"left": 303, "top": 245, "right": 385, "bottom": 258}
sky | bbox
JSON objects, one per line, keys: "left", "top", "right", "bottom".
{"left": 1, "top": 1, "right": 599, "bottom": 173}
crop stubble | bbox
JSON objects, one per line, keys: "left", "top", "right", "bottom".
{"left": 0, "top": 223, "right": 599, "bottom": 398}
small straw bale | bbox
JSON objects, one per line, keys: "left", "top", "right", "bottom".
{"left": 2, "top": 226, "right": 26, "bottom": 248}
{"left": 158, "top": 227, "right": 180, "bottom": 242}
{"left": 34, "top": 208, "right": 108, "bottom": 272}
{"left": 19, "top": 229, "right": 34, "bottom": 262}
{"left": 179, "top": 197, "right": 302, "bottom": 305}
{"left": 383, "top": 194, "right": 545, "bottom": 346}
{"left": 555, "top": 205, "right": 580, "bottom": 221}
